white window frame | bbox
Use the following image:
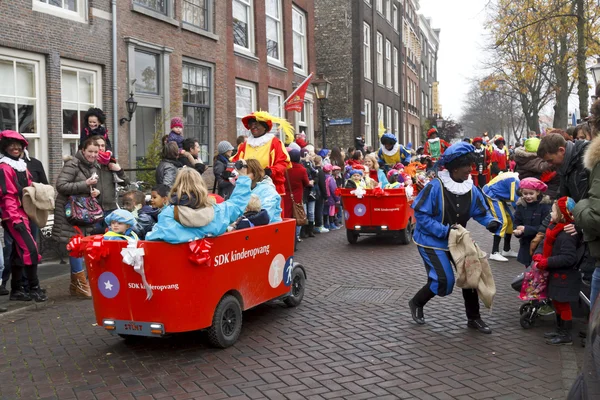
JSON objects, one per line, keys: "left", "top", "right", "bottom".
{"left": 363, "top": 22, "right": 371, "bottom": 81}
{"left": 376, "top": 0, "right": 383, "bottom": 14}
{"left": 233, "top": 0, "right": 255, "bottom": 55}
{"left": 385, "top": 39, "right": 392, "bottom": 89}
{"left": 182, "top": 0, "right": 214, "bottom": 32}
{"left": 364, "top": 99, "right": 372, "bottom": 148}
{"left": 385, "top": 0, "right": 391, "bottom": 22}
{"left": 60, "top": 60, "right": 103, "bottom": 157}
{"left": 377, "top": 102, "right": 384, "bottom": 125}
{"left": 394, "top": 109, "right": 399, "bottom": 138}
{"left": 386, "top": 106, "right": 392, "bottom": 133}
{"left": 376, "top": 32, "right": 383, "bottom": 86}
{"left": 266, "top": 0, "right": 284, "bottom": 66}
{"left": 392, "top": 5, "right": 398, "bottom": 30}
{"left": 235, "top": 79, "right": 256, "bottom": 137}
{"left": 364, "top": 0, "right": 372, "bottom": 6}
{"left": 292, "top": 6, "right": 308, "bottom": 76}
{"left": 393, "top": 47, "right": 399, "bottom": 94}
{"left": 296, "top": 92, "right": 314, "bottom": 144}
{"left": 267, "top": 87, "right": 284, "bottom": 137}
{"left": 0, "top": 48, "right": 48, "bottom": 171}
{"left": 33, "top": 0, "right": 87, "bottom": 23}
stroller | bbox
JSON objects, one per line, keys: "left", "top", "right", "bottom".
{"left": 511, "top": 266, "right": 554, "bottom": 329}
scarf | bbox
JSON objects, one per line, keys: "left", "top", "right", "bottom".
{"left": 543, "top": 222, "right": 565, "bottom": 258}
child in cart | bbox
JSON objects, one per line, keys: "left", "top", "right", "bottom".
{"left": 385, "top": 169, "right": 403, "bottom": 189}
{"left": 344, "top": 169, "right": 367, "bottom": 189}
{"left": 229, "top": 194, "right": 270, "bottom": 230}
{"left": 104, "top": 209, "right": 139, "bottom": 241}
{"left": 533, "top": 197, "right": 582, "bottom": 345}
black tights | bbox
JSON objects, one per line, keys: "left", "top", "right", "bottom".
{"left": 412, "top": 285, "right": 481, "bottom": 320}
{"left": 10, "top": 264, "right": 39, "bottom": 291}
{"left": 492, "top": 234, "right": 512, "bottom": 253}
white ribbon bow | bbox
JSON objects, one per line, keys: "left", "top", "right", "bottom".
{"left": 351, "top": 186, "right": 366, "bottom": 199}
{"left": 120, "top": 240, "right": 152, "bottom": 300}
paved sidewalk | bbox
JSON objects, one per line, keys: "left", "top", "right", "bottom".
{"left": 0, "top": 224, "right": 586, "bottom": 399}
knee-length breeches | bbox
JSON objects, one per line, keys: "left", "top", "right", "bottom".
{"left": 486, "top": 199, "right": 513, "bottom": 237}
{"left": 4, "top": 219, "right": 40, "bottom": 266}
{"left": 417, "top": 246, "right": 455, "bottom": 297}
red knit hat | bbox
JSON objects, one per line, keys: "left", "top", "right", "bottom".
{"left": 427, "top": 127, "right": 438, "bottom": 138}
{"left": 171, "top": 117, "right": 184, "bottom": 129}
{"left": 556, "top": 196, "right": 575, "bottom": 224}
{"left": 472, "top": 137, "right": 483, "bottom": 144}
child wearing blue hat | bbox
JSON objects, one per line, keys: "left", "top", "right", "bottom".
{"left": 104, "top": 209, "right": 139, "bottom": 241}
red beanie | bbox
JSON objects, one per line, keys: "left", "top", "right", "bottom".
{"left": 171, "top": 117, "right": 184, "bottom": 129}
{"left": 427, "top": 128, "right": 438, "bottom": 138}
{"left": 556, "top": 196, "right": 575, "bottom": 224}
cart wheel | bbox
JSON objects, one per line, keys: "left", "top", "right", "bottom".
{"left": 395, "top": 223, "right": 413, "bottom": 245}
{"left": 208, "top": 295, "right": 242, "bottom": 348}
{"left": 346, "top": 230, "right": 359, "bottom": 244}
{"left": 284, "top": 268, "right": 306, "bottom": 307}
{"left": 520, "top": 311, "right": 535, "bottom": 329}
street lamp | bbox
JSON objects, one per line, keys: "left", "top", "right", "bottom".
{"left": 312, "top": 74, "right": 332, "bottom": 149}
{"left": 436, "top": 117, "right": 444, "bottom": 129}
{"left": 119, "top": 91, "right": 138, "bottom": 126}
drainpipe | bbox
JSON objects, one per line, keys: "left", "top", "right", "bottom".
{"left": 112, "top": 0, "right": 119, "bottom": 158}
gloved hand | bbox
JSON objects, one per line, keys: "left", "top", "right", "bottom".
{"left": 486, "top": 220, "right": 500, "bottom": 233}
{"left": 264, "top": 167, "right": 272, "bottom": 177}
{"left": 532, "top": 254, "right": 548, "bottom": 269}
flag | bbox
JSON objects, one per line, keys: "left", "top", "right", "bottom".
{"left": 378, "top": 120, "right": 386, "bottom": 138}
{"left": 284, "top": 73, "right": 313, "bottom": 112}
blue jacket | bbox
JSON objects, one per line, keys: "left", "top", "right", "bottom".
{"left": 412, "top": 178, "right": 495, "bottom": 250}
{"left": 251, "top": 177, "right": 282, "bottom": 223}
{"left": 482, "top": 172, "right": 520, "bottom": 206}
{"left": 377, "top": 169, "right": 389, "bottom": 187}
{"left": 145, "top": 176, "right": 251, "bottom": 243}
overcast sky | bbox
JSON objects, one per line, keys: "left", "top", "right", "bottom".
{"left": 418, "top": 0, "right": 490, "bottom": 120}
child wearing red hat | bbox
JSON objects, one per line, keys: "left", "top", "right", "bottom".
{"left": 532, "top": 196, "right": 582, "bottom": 345}
{"left": 167, "top": 117, "right": 185, "bottom": 150}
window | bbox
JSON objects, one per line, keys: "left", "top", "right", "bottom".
{"left": 293, "top": 7, "right": 308, "bottom": 75}
{"left": 377, "top": 103, "right": 384, "bottom": 125}
{"left": 394, "top": 109, "right": 399, "bottom": 137}
{"left": 235, "top": 80, "right": 256, "bottom": 137}
{"left": 266, "top": 0, "right": 283, "bottom": 65}
{"left": 385, "top": 0, "right": 391, "bottom": 22}
{"left": 134, "top": 0, "right": 167, "bottom": 14}
{"left": 183, "top": 62, "right": 212, "bottom": 163}
{"left": 61, "top": 61, "right": 102, "bottom": 157}
{"left": 376, "top": 0, "right": 383, "bottom": 13}
{"left": 33, "top": 0, "right": 87, "bottom": 22}
{"left": 233, "top": 0, "right": 254, "bottom": 53}
{"left": 364, "top": 99, "right": 372, "bottom": 147}
{"left": 385, "top": 39, "right": 392, "bottom": 89}
{"left": 183, "top": 0, "right": 209, "bottom": 30}
{"left": 376, "top": 32, "right": 383, "bottom": 85}
{"left": 0, "top": 51, "right": 46, "bottom": 165}
{"left": 363, "top": 23, "right": 371, "bottom": 80}
{"left": 135, "top": 107, "right": 161, "bottom": 161}
{"left": 296, "top": 93, "right": 314, "bottom": 144}
{"left": 393, "top": 47, "right": 399, "bottom": 93}
{"left": 135, "top": 51, "right": 159, "bottom": 94}
{"left": 268, "top": 88, "right": 284, "bottom": 136}
{"left": 364, "top": 0, "right": 371, "bottom": 5}
{"left": 392, "top": 5, "right": 398, "bottom": 30}
{"left": 386, "top": 106, "right": 392, "bottom": 133}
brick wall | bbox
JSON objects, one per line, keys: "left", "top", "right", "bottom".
{"left": 0, "top": 0, "right": 113, "bottom": 183}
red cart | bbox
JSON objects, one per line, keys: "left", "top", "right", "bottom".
{"left": 340, "top": 188, "right": 415, "bottom": 245}
{"left": 78, "top": 220, "right": 305, "bottom": 348}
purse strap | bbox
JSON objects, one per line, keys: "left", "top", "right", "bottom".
{"left": 285, "top": 169, "right": 296, "bottom": 202}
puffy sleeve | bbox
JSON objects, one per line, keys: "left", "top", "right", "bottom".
{"left": 471, "top": 186, "right": 496, "bottom": 228}
{"left": 574, "top": 165, "right": 600, "bottom": 236}
{"left": 0, "top": 166, "right": 23, "bottom": 224}
{"left": 55, "top": 160, "right": 89, "bottom": 196}
{"left": 269, "top": 138, "right": 291, "bottom": 186}
{"left": 377, "top": 169, "right": 389, "bottom": 187}
{"left": 215, "top": 176, "right": 252, "bottom": 224}
{"left": 412, "top": 180, "right": 449, "bottom": 239}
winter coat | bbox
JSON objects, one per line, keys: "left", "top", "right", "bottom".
{"left": 325, "top": 174, "right": 340, "bottom": 207}
{"left": 282, "top": 162, "right": 309, "bottom": 219}
{"left": 145, "top": 175, "right": 252, "bottom": 243}
{"left": 412, "top": 179, "right": 496, "bottom": 251}
{"left": 368, "top": 169, "right": 389, "bottom": 187}
{"left": 97, "top": 163, "right": 128, "bottom": 212}
{"left": 52, "top": 151, "right": 99, "bottom": 244}
{"left": 545, "top": 229, "right": 582, "bottom": 303}
{"left": 574, "top": 136, "right": 600, "bottom": 260}
{"left": 251, "top": 176, "right": 282, "bottom": 223}
{"left": 178, "top": 154, "right": 206, "bottom": 175}
{"left": 156, "top": 159, "right": 182, "bottom": 188}
{"left": 316, "top": 166, "right": 327, "bottom": 200}
{"left": 132, "top": 205, "right": 162, "bottom": 240}
{"left": 80, "top": 126, "right": 111, "bottom": 150}
{"left": 513, "top": 196, "right": 552, "bottom": 266}
{"left": 236, "top": 209, "right": 270, "bottom": 229}
{"left": 559, "top": 139, "right": 590, "bottom": 202}
{"left": 24, "top": 157, "right": 48, "bottom": 184}
{"left": 167, "top": 131, "right": 184, "bottom": 149}
{"left": 302, "top": 160, "right": 317, "bottom": 203}
{"left": 514, "top": 147, "right": 550, "bottom": 180}
{"left": 213, "top": 155, "right": 234, "bottom": 199}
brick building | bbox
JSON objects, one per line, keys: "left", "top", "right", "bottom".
{"left": 0, "top": 0, "right": 113, "bottom": 181}
{"left": 419, "top": 14, "right": 440, "bottom": 133}
{"left": 314, "top": 0, "right": 403, "bottom": 151}
{"left": 401, "top": 0, "right": 421, "bottom": 147}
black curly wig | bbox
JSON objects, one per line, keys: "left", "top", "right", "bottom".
{"left": 84, "top": 107, "right": 106, "bottom": 127}
{"left": 445, "top": 152, "right": 476, "bottom": 172}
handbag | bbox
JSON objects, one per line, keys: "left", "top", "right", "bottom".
{"left": 285, "top": 170, "right": 308, "bottom": 226}
{"left": 65, "top": 195, "right": 104, "bottom": 226}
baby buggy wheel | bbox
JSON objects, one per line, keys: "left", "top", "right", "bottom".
{"left": 519, "top": 303, "right": 529, "bottom": 315}
{"left": 520, "top": 311, "right": 535, "bottom": 329}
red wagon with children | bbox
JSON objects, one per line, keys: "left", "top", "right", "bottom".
{"left": 71, "top": 219, "right": 306, "bottom": 348}
{"left": 340, "top": 187, "right": 415, "bottom": 245}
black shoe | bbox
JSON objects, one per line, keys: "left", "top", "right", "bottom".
{"left": 543, "top": 330, "right": 560, "bottom": 339}
{"left": 546, "top": 330, "right": 572, "bottom": 346}
{"left": 408, "top": 299, "right": 425, "bottom": 325}
{"left": 9, "top": 289, "right": 32, "bottom": 301}
{"left": 467, "top": 318, "right": 492, "bottom": 334}
{"left": 28, "top": 286, "right": 48, "bottom": 303}
{"left": 0, "top": 284, "right": 8, "bottom": 296}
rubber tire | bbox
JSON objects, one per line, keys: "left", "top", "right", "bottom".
{"left": 396, "top": 222, "right": 413, "bottom": 245}
{"left": 346, "top": 230, "right": 359, "bottom": 244}
{"left": 283, "top": 268, "right": 306, "bottom": 307}
{"left": 207, "top": 295, "right": 242, "bottom": 348}
{"left": 519, "top": 303, "right": 530, "bottom": 316}
{"left": 520, "top": 312, "right": 534, "bottom": 329}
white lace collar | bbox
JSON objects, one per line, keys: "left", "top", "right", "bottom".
{"left": 474, "top": 147, "right": 484, "bottom": 153}
{"left": 380, "top": 143, "right": 400, "bottom": 156}
{"left": 438, "top": 170, "right": 473, "bottom": 195}
{"left": 428, "top": 137, "right": 440, "bottom": 143}
{"left": 0, "top": 157, "right": 27, "bottom": 172}
{"left": 247, "top": 133, "right": 275, "bottom": 148}
{"left": 492, "top": 144, "right": 505, "bottom": 153}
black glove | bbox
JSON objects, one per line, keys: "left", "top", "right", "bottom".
{"left": 486, "top": 220, "right": 500, "bottom": 233}
{"left": 264, "top": 167, "right": 272, "bottom": 177}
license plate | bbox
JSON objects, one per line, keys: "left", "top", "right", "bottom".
{"left": 110, "top": 320, "right": 162, "bottom": 336}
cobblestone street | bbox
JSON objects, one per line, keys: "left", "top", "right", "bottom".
{"left": 0, "top": 224, "right": 586, "bottom": 399}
